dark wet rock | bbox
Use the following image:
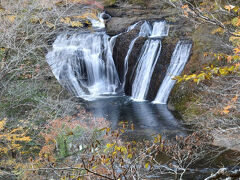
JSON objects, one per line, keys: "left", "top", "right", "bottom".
{"left": 112, "top": 23, "right": 142, "bottom": 83}
{"left": 147, "top": 38, "right": 176, "bottom": 101}
{"left": 112, "top": 22, "right": 148, "bottom": 95}
{"left": 124, "top": 36, "right": 147, "bottom": 95}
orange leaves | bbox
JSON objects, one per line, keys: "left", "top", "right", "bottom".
{"left": 233, "top": 47, "right": 240, "bottom": 54}
{"left": 221, "top": 95, "right": 238, "bottom": 115}
{"left": 181, "top": 4, "right": 189, "bottom": 9}
{"left": 231, "top": 17, "right": 240, "bottom": 27}
{"left": 224, "top": 5, "right": 235, "bottom": 12}
{"left": 236, "top": 17, "right": 240, "bottom": 26}
{"left": 6, "top": 15, "right": 16, "bottom": 23}
{"left": 222, "top": 105, "right": 231, "bottom": 114}
{"left": 231, "top": 95, "right": 238, "bottom": 103}
{"left": 227, "top": 56, "right": 233, "bottom": 62}
{"left": 181, "top": 4, "right": 190, "bottom": 17}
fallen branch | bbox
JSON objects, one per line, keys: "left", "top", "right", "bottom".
{"left": 205, "top": 168, "right": 240, "bottom": 180}
{"left": 81, "top": 159, "right": 114, "bottom": 180}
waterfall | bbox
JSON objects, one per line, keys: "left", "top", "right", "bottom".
{"left": 153, "top": 40, "right": 192, "bottom": 104}
{"left": 46, "top": 32, "right": 120, "bottom": 100}
{"left": 131, "top": 20, "right": 168, "bottom": 101}
{"left": 122, "top": 21, "right": 152, "bottom": 89}
{"left": 46, "top": 17, "right": 192, "bottom": 104}
{"left": 131, "top": 40, "right": 162, "bottom": 101}
{"left": 150, "top": 21, "right": 169, "bottom": 37}
{"left": 89, "top": 13, "right": 107, "bottom": 29}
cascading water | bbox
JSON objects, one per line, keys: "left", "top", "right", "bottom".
{"left": 150, "top": 21, "right": 169, "bottom": 37}
{"left": 89, "top": 13, "right": 108, "bottom": 29}
{"left": 153, "top": 40, "right": 192, "bottom": 104}
{"left": 46, "top": 32, "right": 120, "bottom": 100}
{"left": 46, "top": 15, "right": 191, "bottom": 140}
{"left": 47, "top": 15, "right": 191, "bottom": 104}
{"left": 131, "top": 20, "right": 169, "bottom": 101}
{"left": 122, "top": 21, "right": 152, "bottom": 89}
{"left": 131, "top": 40, "right": 162, "bottom": 101}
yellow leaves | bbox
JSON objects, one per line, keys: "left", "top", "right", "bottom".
{"left": 115, "top": 146, "right": 127, "bottom": 154}
{"left": 127, "top": 153, "right": 133, "bottom": 159}
{"left": 145, "top": 162, "right": 149, "bottom": 169}
{"left": 196, "top": 73, "right": 205, "bottom": 80}
{"left": 175, "top": 63, "right": 239, "bottom": 85}
{"left": 60, "top": 17, "right": 71, "bottom": 24}
{"left": 60, "top": 17, "right": 83, "bottom": 27}
{"left": 211, "top": 27, "right": 225, "bottom": 35}
{"left": 102, "top": 157, "right": 110, "bottom": 164}
{"left": 46, "top": 21, "right": 55, "bottom": 29}
{"left": 233, "top": 47, "right": 240, "bottom": 54}
{"left": 70, "top": 21, "right": 83, "bottom": 27}
{"left": 0, "top": 118, "right": 7, "bottom": 130}
{"left": 120, "top": 129, "right": 125, "bottom": 133}
{"left": 0, "top": 118, "right": 31, "bottom": 156}
{"left": 231, "top": 17, "right": 240, "bottom": 27}
{"left": 104, "top": 143, "right": 115, "bottom": 153}
{"left": 112, "top": 151, "right": 117, "bottom": 156}
{"left": 59, "top": 11, "right": 99, "bottom": 28}
{"left": 106, "top": 143, "right": 115, "bottom": 149}
{"left": 106, "top": 127, "right": 110, "bottom": 133}
{"left": 6, "top": 15, "right": 16, "bottom": 22}
{"left": 230, "top": 31, "right": 240, "bottom": 46}
{"left": 174, "top": 73, "right": 207, "bottom": 84}
{"left": 153, "top": 134, "right": 162, "bottom": 143}
{"left": 75, "top": 12, "right": 98, "bottom": 20}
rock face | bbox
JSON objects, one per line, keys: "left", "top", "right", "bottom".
{"left": 105, "top": 5, "right": 178, "bottom": 35}
{"left": 112, "top": 22, "right": 148, "bottom": 95}
{"left": 107, "top": 2, "right": 194, "bottom": 100}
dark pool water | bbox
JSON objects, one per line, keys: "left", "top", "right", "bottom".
{"left": 82, "top": 95, "right": 188, "bottom": 140}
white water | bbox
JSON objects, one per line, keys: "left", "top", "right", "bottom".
{"left": 46, "top": 32, "right": 120, "bottom": 100}
{"left": 122, "top": 21, "right": 152, "bottom": 89}
{"left": 131, "top": 20, "right": 168, "bottom": 101}
{"left": 131, "top": 40, "right": 162, "bottom": 101}
{"left": 89, "top": 13, "right": 106, "bottom": 29}
{"left": 153, "top": 40, "right": 192, "bottom": 104}
{"left": 150, "top": 21, "right": 169, "bottom": 38}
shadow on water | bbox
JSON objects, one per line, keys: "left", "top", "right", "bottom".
{"left": 81, "top": 96, "right": 188, "bottom": 140}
